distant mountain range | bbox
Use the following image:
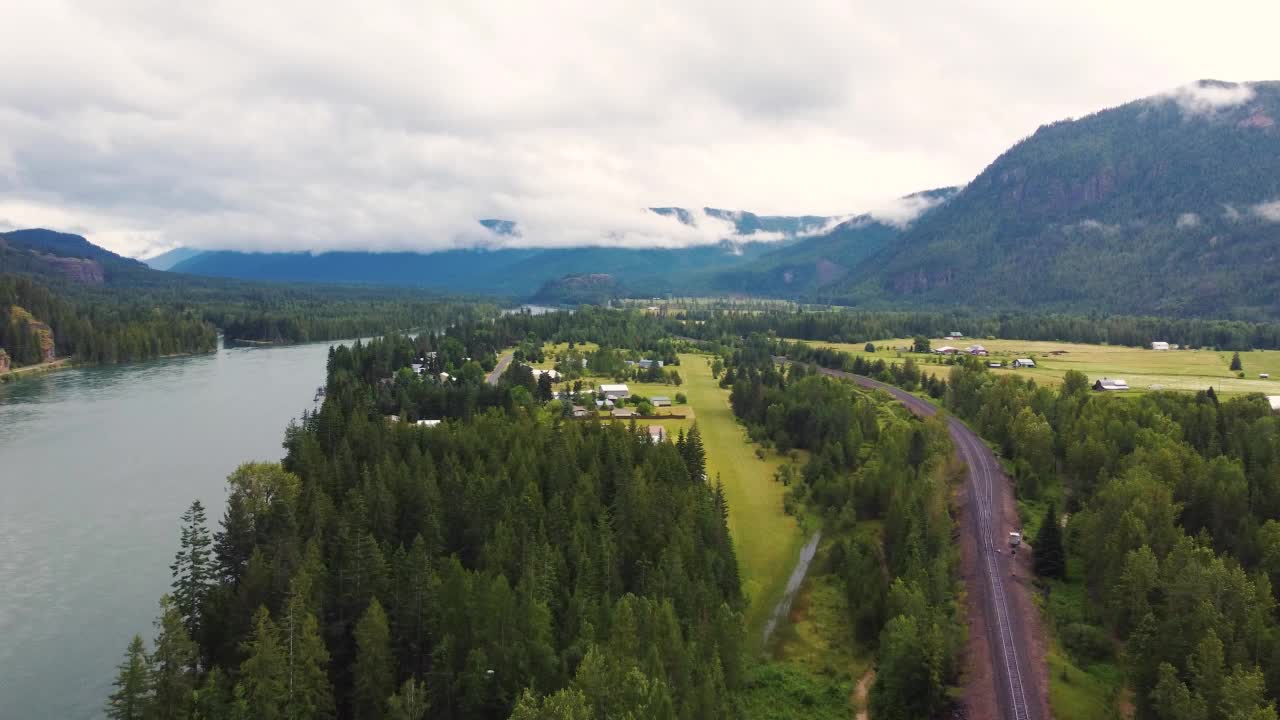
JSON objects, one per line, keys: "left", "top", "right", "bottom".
{"left": 19, "top": 80, "right": 1280, "bottom": 318}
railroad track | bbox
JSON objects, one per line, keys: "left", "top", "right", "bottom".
{"left": 781, "top": 359, "right": 1040, "bottom": 720}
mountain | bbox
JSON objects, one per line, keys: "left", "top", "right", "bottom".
{"left": 713, "top": 188, "right": 959, "bottom": 295}
{"left": 0, "top": 228, "right": 150, "bottom": 284}
{"left": 830, "top": 80, "right": 1280, "bottom": 318}
{"left": 532, "top": 273, "right": 619, "bottom": 305}
{"left": 142, "top": 247, "right": 205, "bottom": 270}
{"left": 167, "top": 208, "right": 837, "bottom": 296}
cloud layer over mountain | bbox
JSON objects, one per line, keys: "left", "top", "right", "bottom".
{"left": 1, "top": 1, "right": 1279, "bottom": 257}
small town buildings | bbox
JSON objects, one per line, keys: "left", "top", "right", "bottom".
{"left": 1151, "top": 341, "right": 1170, "bottom": 351}
{"left": 600, "top": 383, "right": 630, "bottom": 399}
{"left": 611, "top": 407, "right": 636, "bottom": 418}
{"left": 1012, "top": 358, "right": 1036, "bottom": 368}
{"left": 1094, "top": 378, "right": 1130, "bottom": 391}
{"left": 647, "top": 425, "right": 666, "bottom": 443}
{"left": 650, "top": 396, "right": 671, "bottom": 407}
{"left": 1269, "top": 396, "right": 1280, "bottom": 413}
{"left": 416, "top": 419, "right": 441, "bottom": 427}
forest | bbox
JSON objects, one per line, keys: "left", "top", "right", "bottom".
{"left": 783, "top": 338, "right": 1280, "bottom": 719}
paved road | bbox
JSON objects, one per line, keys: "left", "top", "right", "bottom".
{"left": 789, "top": 360, "right": 1042, "bottom": 720}
{"left": 486, "top": 352, "right": 513, "bottom": 385}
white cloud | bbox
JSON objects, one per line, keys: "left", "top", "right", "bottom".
{"left": 1176, "top": 212, "right": 1201, "bottom": 228}
{"left": 0, "top": 2, "right": 1278, "bottom": 256}
{"left": 1254, "top": 200, "right": 1280, "bottom": 222}
{"left": 1224, "top": 204, "right": 1243, "bottom": 222}
{"left": 1162, "top": 80, "right": 1256, "bottom": 115}
{"left": 868, "top": 193, "right": 950, "bottom": 229}
{"left": 1069, "top": 219, "right": 1121, "bottom": 235}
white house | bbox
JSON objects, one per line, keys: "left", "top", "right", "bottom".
{"left": 600, "top": 383, "right": 630, "bottom": 399}
{"left": 1012, "top": 358, "right": 1036, "bottom": 368}
{"left": 1094, "top": 378, "right": 1130, "bottom": 391}
{"left": 1151, "top": 341, "right": 1170, "bottom": 351}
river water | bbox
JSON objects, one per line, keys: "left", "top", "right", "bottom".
{"left": 0, "top": 339, "right": 337, "bottom": 719}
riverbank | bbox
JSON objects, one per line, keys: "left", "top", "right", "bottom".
{"left": 0, "top": 358, "right": 70, "bottom": 383}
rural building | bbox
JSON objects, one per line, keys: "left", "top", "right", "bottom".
{"left": 611, "top": 407, "right": 636, "bottom": 418}
{"left": 416, "top": 419, "right": 441, "bottom": 427}
{"left": 1151, "top": 341, "right": 1170, "bottom": 351}
{"left": 600, "top": 383, "right": 630, "bottom": 399}
{"left": 529, "top": 367, "right": 561, "bottom": 382}
{"left": 1093, "top": 378, "right": 1130, "bottom": 391}
{"left": 935, "top": 346, "right": 960, "bottom": 355}
{"left": 949, "top": 331, "right": 963, "bottom": 338}
{"left": 1269, "top": 396, "right": 1280, "bottom": 413}
{"left": 988, "top": 361, "right": 1003, "bottom": 368}
{"left": 967, "top": 344, "right": 988, "bottom": 356}
{"left": 650, "top": 396, "right": 671, "bottom": 407}
{"left": 411, "top": 362, "right": 425, "bottom": 374}
{"left": 637, "top": 359, "right": 664, "bottom": 370}
{"left": 647, "top": 425, "right": 666, "bottom": 443}
{"left": 1012, "top": 358, "right": 1036, "bottom": 368}
{"left": 572, "top": 405, "right": 590, "bottom": 418}
{"left": 439, "top": 372, "right": 452, "bottom": 382}
{"left": 595, "top": 398, "right": 615, "bottom": 408}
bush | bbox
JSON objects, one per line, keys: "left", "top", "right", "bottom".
{"left": 865, "top": 342, "right": 877, "bottom": 353}
{"left": 675, "top": 392, "right": 687, "bottom": 404}
{"left": 1060, "top": 622, "right": 1112, "bottom": 663}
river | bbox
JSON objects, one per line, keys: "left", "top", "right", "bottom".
{"left": 0, "top": 339, "right": 338, "bottom": 719}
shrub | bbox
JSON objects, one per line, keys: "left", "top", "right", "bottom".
{"left": 675, "top": 392, "right": 687, "bottom": 404}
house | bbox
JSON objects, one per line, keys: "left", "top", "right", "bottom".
{"left": 949, "top": 331, "right": 963, "bottom": 338}
{"left": 934, "top": 346, "right": 960, "bottom": 355}
{"left": 572, "top": 405, "right": 590, "bottom": 418}
{"left": 600, "top": 383, "right": 630, "bottom": 399}
{"left": 966, "top": 344, "right": 988, "bottom": 356}
{"left": 1093, "top": 378, "right": 1130, "bottom": 391}
{"left": 1151, "top": 341, "right": 1170, "bottom": 351}
{"left": 416, "top": 419, "right": 441, "bottom": 427}
{"left": 411, "top": 362, "right": 425, "bottom": 374}
{"left": 1012, "top": 358, "right": 1036, "bottom": 368}
{"left": 1269, "top": 396, "right": 1280, "bottom": 413}
{"left": 650, "top": 396, "right": 671, "bottom": 407}
{"left": 529, "top": 367, "right": 561, "bottom": 382}
{"left": 647, "top": 425, "right": 666, "bottom": 443}
{"left": 611, "top": 407, "right": 636, "bottom": 418}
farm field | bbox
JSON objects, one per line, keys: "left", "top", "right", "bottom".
{"left": 798, "top": 337, "right": 1280, "bottom": 395}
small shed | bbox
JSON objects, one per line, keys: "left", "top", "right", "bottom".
{"left": 650, "top": 396, "right": 671, "bottom": 407}
{"left": 1093, "top": 378, "right": 1130, "bottom": 391}
{"left": 600, "top": 383, "right": 630, "bottom": 399}
{"left": 949, "top": 331, "right": 964, "bottom": 338}
{"left": 572, "top": 405, "right": 590, "bottom": 418}
{"left": 1151, "top": 341, "right": 1170, "bottom": 351}
{"left": 611, "top": 407, "right": 636, "bottom": 418}
{"left": 988, "top": 361, "right": 1003, "bottom": 368}
{"left": 1012, "top": 358, "right": 1036, "bottom": 368}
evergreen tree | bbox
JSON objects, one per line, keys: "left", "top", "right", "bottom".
{"left": 282, "top": 587, "right": 335, "bottom": 720}
{"left": 1230, "top": 352, "right": 1243, "bottom": 371}
{"left": 171, "top": 500, "right": 214, "bottom": 643}
{"left": 681, "top": 425, "right": 706, "bottom": 482}
{"left": 106, "top": 635, "right": 152, "bottom": 720}
{"left": 149, "top": 595, "right": 198, "bottom": 720}
{"left": 193, "top": 668, "right": 233, "bottom": 720}
{"left": 385, "top": 678, "right": 430, "bottom": 720}
{"left": 1033, "top": 503, "right": 1066, "bottom": 579}
{"left": 353, "top": 598, "right": 394, "bottom": 720}
{"left": 237, "top": 607, "right": 287, "bottom": 720}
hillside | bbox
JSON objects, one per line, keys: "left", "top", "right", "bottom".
{"left": 1, "top": 228, "right": 150, "bottom": 285}
{"left": 832, "top": 80, "right": 1280, "bottom": 318}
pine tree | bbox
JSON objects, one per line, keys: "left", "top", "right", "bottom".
{"left": 281, "top": 584, "right": 335, "bottom": 720}
{"left": 237, "top": 607, "right": 287, "bottom": 720}
{"left": 1033, "top": 503, "right": 1066, "bottom": 579}
{"left": 353, "top": 598, "right": 394, "bottom": 720}
{"left": 386, "top": 678, "right": 430, "bottom": 720}
{"left": 149, "top": 595, "right": 197, "bottom": 719}
{"left": 171, "top": 500, "right": 214, "bottom": 642}
{"left": 682, "top": 425, "right": 706, "bottom": 482}
{"left": 106, "top": 635, "right": 152, "bottom": 720}
{"left": 1230, "top": 352, "right": 1243, "bottom": 371}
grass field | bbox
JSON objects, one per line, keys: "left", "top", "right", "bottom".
{"left": 800, "top": 337, "right": 1280, "bottom": 395}
{"left": 678, "top": 353, "right": 808, "bottom": 643}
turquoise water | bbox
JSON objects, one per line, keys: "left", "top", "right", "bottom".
{"left": 0, "top": 340, "right": 336, "bottom": 719}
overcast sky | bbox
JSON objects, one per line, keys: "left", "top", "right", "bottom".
{"left": 2, "top": 1, "right": 1279, "bottom": 257}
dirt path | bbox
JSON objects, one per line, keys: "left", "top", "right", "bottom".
{"left": 854, "top": 669, "right": 875, "bottom": 720}
{"left": 485, "top": 352, "right": 513, "bottom": 385}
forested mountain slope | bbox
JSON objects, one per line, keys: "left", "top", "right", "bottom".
{"left": 834, "top": 80, "right": 1280, "bottom": 318}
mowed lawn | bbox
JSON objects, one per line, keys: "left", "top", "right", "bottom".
{"left": 801, "top": 338, "right": 1280, "bottom": 395}
{"left": 678, "top": 353, "right": 806, "bottom": 643}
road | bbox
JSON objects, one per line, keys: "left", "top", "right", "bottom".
{"left": 788, "top": 360, "right": 1045, "bottom": 720}
{"left": 486, "top": 352, "right": 513, "bottom": 385}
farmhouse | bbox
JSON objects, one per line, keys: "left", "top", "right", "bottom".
{"left": 949, "top": 331, "right": 963, "bottom": 338}
{"left": 1151, "top": 341, "right": 1170, "bottom": 351}
{"left": 647, "top": 425, "right": 666, "bottom": 443}
{"left": 1012, "top": 358, "right": 1036, "bottom": 368}
{"left": 611, "top": 407, "right": 636, "bottom": 418}
{"left": 1094, "top": 378, "right": 1130, "bottom": 391}
{"left": 600, "top": 383, "right": 630, "bottom": 399}
{"left": 650, "top": 396, "right": 671, "bottom": 407}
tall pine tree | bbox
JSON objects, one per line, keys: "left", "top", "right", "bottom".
{"left": 353, "top": 598, "right": 394, "bottom": 720}
{"left": 106, "top": 635, "right": 152, "bottom": 720}
{"left": 237, "top": 607, "right": 288, "bottom": 720}
{"left": 149, "top": 595, "right": 197, "bottom": 719}
{"left": 1033, "top": 503, "right": 1066, "bottom": 579}
{"left": 171, "top": 500, "right": 214, "bottom": 643}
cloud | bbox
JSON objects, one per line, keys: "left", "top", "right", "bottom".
{"left": 1162, "top": 80, "right": 1256, "bottom": 115}
{"left": 1255, "top": 200, "right": 1280, "bottom": 222}
{"left": 1068, "top": 219, "right": 1121, "bottom": 235}
{"left": 1, "top": 2, "right": 1279, "bottom": 256}
{"left": 867, "top": 193, "right": 949, "bottom": 229}
{"left": 1176, "top": 212, "right": 1201, "bottom": 228}
{"left": 1223, "top": 204, "right": 1243, "bottom": 222}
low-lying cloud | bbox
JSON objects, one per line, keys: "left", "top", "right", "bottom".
{"left": 1163, "top": 80, "right": 1256, "bottom": 115}
{"left": 1255, "top": 199, "right": 1280, "bottom": 222}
